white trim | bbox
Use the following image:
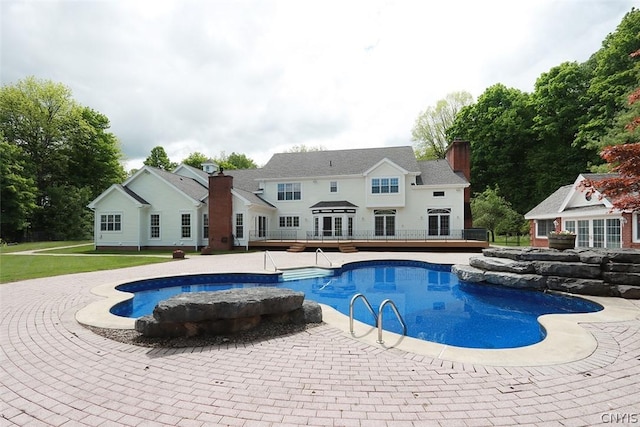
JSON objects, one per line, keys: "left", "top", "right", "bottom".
{"left": 633, "top": 212, "right": 640, "bottom": 244}
{"left": 363, "top": 158, "right": 409, "bottom": 176}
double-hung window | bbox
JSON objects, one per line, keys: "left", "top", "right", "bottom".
{"left": 277, "top": 183, "right": 301, "bottom": 201}
{"left": 536, "top": 219, "right": 554, "bottom": 238}
{"left": 100, "top": 213, "right": 121, "bottom": 232}
{"left": 279, "top": 216, "right": 300, "bottom": 228}
{"left": 150, "top": 214, "right": 160, "bottom": 239}
{"left": 371, "top": 177, "right": 399, "bottom": 194}
{"left": 181, "top": 213, "right": 191, "bottom": 239}
{"left": 203, "top": 213, "right": 209, "bottom": 239}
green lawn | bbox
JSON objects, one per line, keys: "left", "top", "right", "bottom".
{"left": 491, "top": 234, "right": 531, "bottom": 247}
{"left": 0, "top": 241, "right": 175, "bottom": 284}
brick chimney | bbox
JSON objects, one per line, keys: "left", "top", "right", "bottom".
{"left": 207, "top": 171, "right": 234, "bottom": 251}
{"left": 445, "top": 139, "right": 472, "bottom": 229}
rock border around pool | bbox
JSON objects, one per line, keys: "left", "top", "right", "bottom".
{"left": 452, "top": 248, "right": 640, "bottom": 299}
{"left": 135, "top": 287, "right": 323, "bottom": 338}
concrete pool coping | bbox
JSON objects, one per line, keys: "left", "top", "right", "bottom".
{"left": 76, "top": 258, "right": 640, "bottom": 367}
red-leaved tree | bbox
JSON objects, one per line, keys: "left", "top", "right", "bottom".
{"left": 579, "top": 49, "right": 640, "bottom": 212}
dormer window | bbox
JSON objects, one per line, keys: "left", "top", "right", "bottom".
{"left": 372, "top": 177, "right": 399, "bottom": 194}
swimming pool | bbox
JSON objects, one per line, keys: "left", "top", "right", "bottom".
{"left": 111, "top": 260, "right": 602, "bottom": 349}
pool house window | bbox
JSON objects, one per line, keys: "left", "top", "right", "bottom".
{"left": 150, "top": 214, "right": 160, "bottom": 239}
{"left": 100, "top": 213, "right": 121, "bottom": 232}
{"left": 371, "top": 177, "right": 399, "bottom": 194}
{"left": 277, "top": 183, "right": 301, "bottom": 201}
{"left": 536, "top": 219, "right": 554, "bottom": 238}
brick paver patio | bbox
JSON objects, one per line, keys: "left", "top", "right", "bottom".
{"left": 1, "top": 251, "right": 639, "bottom": 426}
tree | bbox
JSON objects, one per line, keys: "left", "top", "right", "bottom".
{"left": 577, "top": 8, "right": 640, "bottom": 149}
{"left": 0, "top": 139, "right": 37, "bottom": 241}
{"left": 215, "top": 152, "right": 257, "bottom": 170}
{"left": 286, "top": 144, "right": 326, "bottom": 153}
{"left": 471, "top": 186, "right": 526, "bottom": 242}
{"left": 144, "top": 146, "right": 177, "bottom": 170}
{"left": 0, "top": 77, "right": 126, "bottom": 241}
{"left": 529, "top": 61, "right": 600, "bottom": 199}
{"left": 412, "top": 91, "right": 473, "bottom": 160}
{"left": 580, "top": 50, "right": 640, "bottom": 212}
{"left": 448, "top": 84, "right": 536, "bottom": 214}
{"left": 181, "top": 152, "right": 209, "bottom": 169}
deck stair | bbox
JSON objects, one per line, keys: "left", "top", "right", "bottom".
{"left": 338, "top": 243, "right": 358, "bottom": 253}
{"left": 287, "top": 243, "right": 306, "bottom": 252}
{"left": 281, "top": 267, "right": 334, "bottom": 281}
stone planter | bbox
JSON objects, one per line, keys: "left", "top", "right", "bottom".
{"left": 548, "top": 234, "right": 576, "bottom": 250}
{"left": 172, "top": 250, "right": 185, "bottom": 259}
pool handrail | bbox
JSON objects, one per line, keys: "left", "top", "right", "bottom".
{"left": 315, "top": 248, "right": 332, "bottom": 267}
{"left": 377, "top": 299, "right": 407, "bottom": 344}
{"left": 349, "top": 293, "right": 377, "bottom": 334}
{"left": 264, "top": 250, "right": 278, "bottom": 272}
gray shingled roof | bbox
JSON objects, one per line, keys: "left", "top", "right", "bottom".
{"left": 150, "top": 167, "right": 209, "bottom": 201}
{"left": 415, "top": 159, "right": 468, "bottom": 186}
{"left": 524, "top": 185, "right": 572, "bottom": 219}
{"left": 259, "top": 146, "right": 421, "bottom": 178}
{"left": 310, "top": 201, "right": 359, "bottom": 208}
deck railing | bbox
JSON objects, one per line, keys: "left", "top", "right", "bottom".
{"left": 249, "top": 228, "right": 488, "bottom": 242}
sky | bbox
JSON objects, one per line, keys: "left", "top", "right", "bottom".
{"left": 1, "top": 0, "right": 636, "bottom": 170}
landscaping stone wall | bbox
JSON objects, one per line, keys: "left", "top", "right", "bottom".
{"left": 452, "top": 248, "right": 640, "bottom": 299}
{"left": 135, "top": 287, "right": 323, "bottom": 338}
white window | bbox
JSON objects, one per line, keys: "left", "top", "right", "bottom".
{"left": 150, "top": 214, "right": 160, "bottom": 239}
{"left": 277, "top": 183, "right": 301, "bottom": 200}
{"left": 203, "top": 213, "right": 209, "bottom": 239}
{"left": 330, "top": 181, "right": 338, "bottom": 193}
{"left": 634, "top": 213, "right": 640, "bottom": 243}
{"left": 536, "top": 219, "right": 554, "bottom": 238}
{"left": 181, "top": 213, "right": 191, "bottom": 239}
{"left": 371, "top": 177, "right": 399, "bottom": 194}
{"left": 100, "top": 213, "right": 121, "bottom": 232}
{"left": 279, "top": 216, "right": 300, "bottom": 228}
{"left": 235, "top": 213, "right": 244, "bottom": 239}
{"left": 433, "top": 191, "right": 445, "bottom": 197}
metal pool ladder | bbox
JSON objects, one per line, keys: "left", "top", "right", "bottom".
{"left": 349, "top": 293, "right": 407, "bottom": 344}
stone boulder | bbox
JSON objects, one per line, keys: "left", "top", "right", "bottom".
{"left": 451, "top": 265, "right": 485, "bottom": 283}
{"left": 484, "top": 271, "right": 547, "bottom": 290}
{"left": 135, "top": 287, "right": 322, "bottom": 338}
{"left": 469, "top": 256, "right": 535, "bottom": 274}
{"left": 533, "top": 261, "right": 602, "bottom": 279}
{"left": 546, "top": 277, "right": 613, "bottom": 296}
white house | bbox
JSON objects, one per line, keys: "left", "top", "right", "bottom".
{"left": 525, "top": 173, "right": 640, "bottom": 249}
{"left": 88, "top": 142, "right": 481, "bottom": 251}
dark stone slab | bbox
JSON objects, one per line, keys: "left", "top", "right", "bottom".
{"left": 615, "top": 285, "right": 640, "bottom": 299}
{"left": 451, "top": 264, "right": 485, "bottom": 283}
{"left": 603, "top": 272, "right": 640, "bottom": 286}
{"left": 153, "top": 287, "right": 305, "bottom": 323}
{"left": 533, "top": 261, "right": 602, "bottom": 279}
{"left": 603, "top": 263, "right": 640, "bottom": 273}
{"left": 546, "top": 277, "right": 613, "bottom": 296}
{"left": 484, "top": 271, "right": 547, "bottom": 290}
{"left": 469, "top": 256, "right": 535, "bottom": 274}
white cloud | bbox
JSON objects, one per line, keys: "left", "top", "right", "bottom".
{"left": 1, "top": 0, "right": 635, "bottom": 170}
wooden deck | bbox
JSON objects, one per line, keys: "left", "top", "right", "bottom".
{"left": 246, "top": 239, "right": 489, "bottom": 252}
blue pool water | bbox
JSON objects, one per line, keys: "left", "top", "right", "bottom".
{"left": 111, "top": 260, "right": 602, "bottom": 349}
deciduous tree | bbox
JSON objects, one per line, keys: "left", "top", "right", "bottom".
{"left": 144, "top": 146, "right": 177, "bottom": 171}
{"left": 412, "top": 91, "right": 473, "bottom": 160}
